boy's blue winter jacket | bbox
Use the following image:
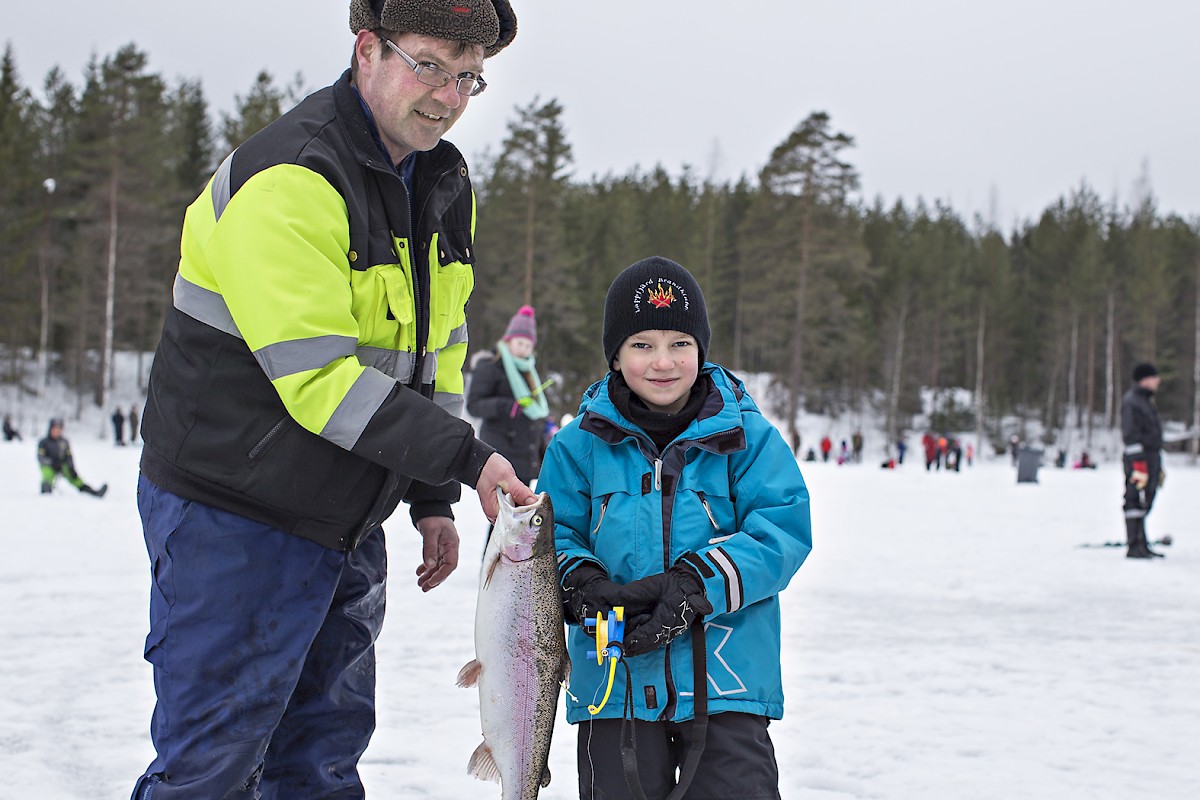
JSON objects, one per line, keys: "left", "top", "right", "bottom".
{"left": 539, "top": 364, "right": 812, "bottom": 724}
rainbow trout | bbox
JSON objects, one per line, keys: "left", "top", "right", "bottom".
{"left": 457, "top": 490, "right": 568, "bottom": 800}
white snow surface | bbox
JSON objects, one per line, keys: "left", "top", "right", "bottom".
{"left": 2, "top": 421, "right": 1198, "bottom": 798}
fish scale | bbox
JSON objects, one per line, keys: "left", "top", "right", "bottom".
{"left": 458, "top": 490, "right": 568, "bottom": 800}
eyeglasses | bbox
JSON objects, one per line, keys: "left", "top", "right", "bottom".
{"left": 379, "top": 36, "right": 487, "bottom": 97}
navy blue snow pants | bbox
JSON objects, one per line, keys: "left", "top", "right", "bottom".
{"left": 130, "top": 475, "right": 386, "bottom": 799}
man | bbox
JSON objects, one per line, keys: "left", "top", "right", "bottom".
{"left": 131, "top": 2, "right": 527, "bottom": 797}
{"left": 1121, "top": 362, "right": 1165, "bottom": 559}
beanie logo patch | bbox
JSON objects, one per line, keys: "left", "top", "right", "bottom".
{"left": 452, "top": 5, "right": 472, "bottom": 13}
{"left": 633, "top": 279, "right": 690, "bottom": 313}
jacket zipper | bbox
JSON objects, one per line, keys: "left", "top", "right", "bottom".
{"left": 248, "top": 418, "right": 289, "bottom": 460}
{"left": 591, "top": 494, "right": 611, "bottom": 537}
{"left": 408, "top": 161, "right": 461, "bottom": 393}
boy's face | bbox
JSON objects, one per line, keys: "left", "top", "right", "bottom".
{"left": 612, "top": 330, "right": 700, "bottom": 414}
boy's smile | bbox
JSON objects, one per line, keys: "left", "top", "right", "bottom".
{"left": 613, "top": 330, "right": 700, "bottom": 414}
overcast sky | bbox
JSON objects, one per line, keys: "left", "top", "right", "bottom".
{"left": 5, "top": 1, "right": 1198, "bottom": 228}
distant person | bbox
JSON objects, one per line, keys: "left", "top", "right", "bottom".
{"left": 1074, "top": 451, "right": 1096, "bottom": 470}
{"left": 37, "top": 418, "right": 107, "bottom": 497}
{"left": 128, "top": 404, "right": 140, "bottom": 443}
{"left": 851, "top": 429, "right": 863, "bottom": 463}
{"left": 3, "top": 414, "right": 21, "bottom": 442}
{"left": 111, "top": 407, "right": 126, "bottom": 446}
{"left": 804, "top": 447, "right": 817, "bottom": 462}
{"left": 922, "top": 432, "right": 936, "bottom": 471}
{"left": 466, "top": 304, "right": 549, "bottom": 487}
{"left": 820, "top": 435, "right": 832, "bottom": 462}
{"left": 1009, "top": 434, "right": 1020, "bottom": 465}
{"left": 965, "top": 441, "right": 973, "bottom": 466}
{"left": 896, "top": 437, "right": 907, "bottom": 464}
{"left": 1121, "top": 362, "right": 1165, "bottom": 559}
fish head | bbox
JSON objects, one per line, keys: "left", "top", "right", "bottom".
{"left": 493, "top": 488, "right": 555, "bottom": 564}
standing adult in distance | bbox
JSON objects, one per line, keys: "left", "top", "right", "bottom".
{"left": 1121, "top": 362, "right": 1166, "bottom": 559}
{"left": 130, "top": 2, "right": 529, "bottom": 798}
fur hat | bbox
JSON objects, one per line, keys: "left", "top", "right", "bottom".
{"left": 349, "top": 0, "right": 517, "bottom": 57}
{"left": 503, "top": 305, "right": 537, "bottom": 345}
{"left": 1132, "top": 362, "right": 1159, "bottom": 382}
{"left": 603, "top": 256, "right": 710, "bottom": 369}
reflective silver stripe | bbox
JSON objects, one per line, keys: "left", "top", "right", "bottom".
{"left": 433, "top": 392, "right": 463, "bottom": 417}
{"left": 421, "top": 355, "right": 438, "bottom": 384}
{"left": 1125, "top": 508, "right": 1146, "bottom": 519}
{"left": 211, "top": 150, "right": 236, "bottom": 222}
{"left": 320, "top": 367, "right": 396, "bottom": 449}
{"left": 253, "top": 335, "right": 358, "bottom": 381}
{"left": 445, "top": 321, "right": 469, "bottom": 348}
{"left": 1124, "top": 443, "right": 1145, "bottom": 455}
{"left": 173, "top": 274, "right": 242, "bottom": 339}
{"left": 706, "top": 547, "right": 743, "bottom": 613}
{"left": 356, "top": 347, "right": 416, "bottom": 382}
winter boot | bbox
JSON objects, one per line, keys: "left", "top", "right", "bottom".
{"left": 80, "top": 483, "right": 108, "bottom": 498}
{"left": 1141, "top": 523, "right": 1165, "bottom": 558}
{"left": 1125, "top": 518, "right": 1153, "bottom": 559}
{"left": 40, "top": 481, "right": 52, "bottom": 494}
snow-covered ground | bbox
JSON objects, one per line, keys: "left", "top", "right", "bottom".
{"left": 2, "top": 423, "right": 1197, "bottom": 799}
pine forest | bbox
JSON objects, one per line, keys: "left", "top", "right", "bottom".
{"left": 2, "top": 44, "right": 1199, "bottom": 455}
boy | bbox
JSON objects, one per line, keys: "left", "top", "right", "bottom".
{"left": 37, "top": 418, "right": 107, "bottom": 497}
{"left": 537, "top": 256, "right": 812, "bottom": 799}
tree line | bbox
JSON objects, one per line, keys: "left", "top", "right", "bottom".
{"left": 2, "top": 43, "right": 1198, "bottom": 455}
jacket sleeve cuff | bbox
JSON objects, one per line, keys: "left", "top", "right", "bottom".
{"left": 450, "top": 437, "right": 496, "bottom": 489}
{"left": 409, "top": 500, "right": 455, "bottom": 525}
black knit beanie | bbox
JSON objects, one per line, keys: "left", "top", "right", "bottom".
{"left": 1132, "top": 362, "right": 1159, "bottom": 382}
{"left": 349, "top": 0, "right": 517, "bottom": 58}
{"left": 603, "top": 257, "right": 711, "bottom": 369}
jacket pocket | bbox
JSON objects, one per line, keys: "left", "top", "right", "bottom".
{"left": 428, "top": 229, "right": 474, "bottom": 339}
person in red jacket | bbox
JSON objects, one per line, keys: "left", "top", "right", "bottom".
{"left": 820, "top": 435, "right": 833, "bottom": 462}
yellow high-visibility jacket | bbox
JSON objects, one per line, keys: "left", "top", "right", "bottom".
{"left": 140, "top": 71, "right": 495, "bottom": 550}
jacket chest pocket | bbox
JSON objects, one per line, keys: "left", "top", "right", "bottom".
{"left": 589, "top": 466, "right": 663, "bottom": 580}
{"left": 677, "top": 458, "right": 735, "bottom": 545}
{"left": 427, "top": 229, "right": 474, "bottom": 344}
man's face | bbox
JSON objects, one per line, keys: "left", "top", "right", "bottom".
{"left": 354, "top": 31, "right": 484, "bottom": 163}
{"left": 1142, "top": 375, "right": 1162, "bottom": 392}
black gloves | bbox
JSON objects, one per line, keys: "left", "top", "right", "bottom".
{"left": 622, "top": 564, "right": 712, "bottom": 657}
{"left": 562, "top": 563, "right": 634, "bottom": 627}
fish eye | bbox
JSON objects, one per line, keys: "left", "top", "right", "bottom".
{"left": 531, "top": 514, "right": 543, "bottom": 526}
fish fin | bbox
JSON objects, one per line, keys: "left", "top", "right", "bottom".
{"left": 467, "top": 741, "right": 501, "bottom": 784}
{"left": 455, "top": 659, "right": 481, "bottom": 688}
{"left": 540, "top": 765, "right": 552, "bottom": 788}
{"left": 482, "top": 556, "right": 499, "bottom": 590}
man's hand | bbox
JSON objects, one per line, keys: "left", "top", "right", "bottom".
{"left": 476, "top": 452, "right": 536, "bottom": 523}
{"left": 414, "top": 516, "right": 460, "bottom": 592}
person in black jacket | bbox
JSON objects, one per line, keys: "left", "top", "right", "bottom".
{"left": 466, "top": 304, "right": 550, "bottom": 485}
{"left": 1121, "top": 362, "right": 1165, "bottom": 559}
{"left": 37, "top": 419, "right": 107, "bottom": 497}
{"left": 3, "top": 414, "right": 20, "bottom": 442}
